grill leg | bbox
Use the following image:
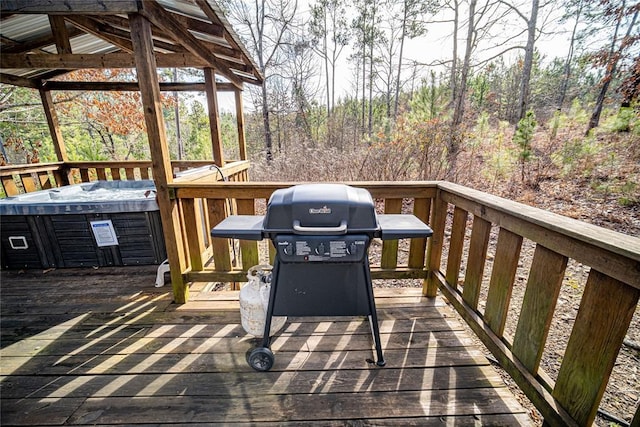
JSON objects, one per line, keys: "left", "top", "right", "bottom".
{"left": 363, "top": 258, "right": 386, "bottom": 367}
{"left": 260, "top": 258, "right": 280, "bottom": 349}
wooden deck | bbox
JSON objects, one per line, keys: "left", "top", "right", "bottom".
{"left": 0, "top": 267, "right": 532, "bottom": 426}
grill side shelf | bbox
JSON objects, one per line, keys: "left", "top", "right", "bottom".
{"left": 210, "top": 215, "right": 265, "bottom": 241}
{"left": 376, "top": 214, "right": 433, "bottom": 240}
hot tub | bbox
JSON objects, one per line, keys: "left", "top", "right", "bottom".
{"left": 0, "top": 180, "right": 166, "bottom": 269}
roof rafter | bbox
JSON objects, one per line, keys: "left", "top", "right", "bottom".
{"left": 64, "top": 15, "right": 134, "bottom": 53}
{"left": 137, "top": 2, "right": 243, "bottom": 88}
{"left": 48, "top": 16, "right": 72, "bottom": 54}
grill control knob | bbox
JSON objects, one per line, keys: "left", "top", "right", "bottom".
{"left": 315, "top": 242, "right": 325, "bottom": 255}
{"left": 282, "top": 242, "right": 293, "bottom": 255}
{"left": 347, "top": 242, "right": 357, "bottom": 255}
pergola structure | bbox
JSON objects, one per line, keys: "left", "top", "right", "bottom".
{"left": 0, "top": 0, "right": 263, "bottom": 299}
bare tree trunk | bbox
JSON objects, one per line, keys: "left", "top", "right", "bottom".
{"left": 393, "top": 0, "right": 409, "bottom": 119}
{"left": 368, "top": 5, "right": 375, "bottom": 137}
{"left": 447, "top": 0, "right": 476, "bottom": 181}
{"left": 587, "top": 5, "right": 637, "bottom": 133}
{"left": 452, "top": 0, "right": 475, "bottom": 127}
{"left": 450, "top": 0, "right": 459, "bottom": 107}
{"left": 262, "top": 83, "right": 273, "bottom": 161}
{"left": 361, "top": 51, "right": 366, "bottom": 138}
{"left": 558, "top": 0, "right": 583, "bottom": 111}
{"left": 517, "top": 0, "right": 539, "bottom": 122}
{"left": 322, "top": 12, "right": 330, "bottom": 119}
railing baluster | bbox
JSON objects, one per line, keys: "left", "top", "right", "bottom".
{"left": 111, "top": 167, "right": 121, "bottom": 180}
{"left": 96, "top": 168, "right": 107, "bottom": 180}
{"left": 20, "top": 174, "right": 38, "bottom": 193}
{"left": 236, "top": 199, "right": 259, "bottom": 269}
{"left": 513, "top": 245, "right": 568, "bottom": 374}
{"left": 125, "top": 168, "right": 136, "bottom": 180}
{"left": 38, "top": 172, "right": 53, "bottom": 189}
{"left": 446, "top": 206, "right": 468, "bottom": 289}
{"left": 381, "top": 198, "right": 402, "bottom": 269}
{"left": 425, "top": 192, "right": 447, "bottom": 297}
{"left": 181, "top": 198, "right": 206, "bottom": 271}
{"left": 408, "top": 198, "right": 431, "bottom": 268}
{"left": 208, "top": 198, "right": 232, "bottom": 271}
{"left": 553, "top": 269, "right": 640, "bottom": 426}
{"left": 1, "top": 176, "right": 19, "bottom": 196}
{"left": 462, "top": 216, "right": 491, "bottom": 310}
{"left": 53, "top": 170, "right": 65, "bottom": 187}
{"left": 80, "top": 168, "right": 90, "bottom": 183}
{"left": 484, "top": 228, "right": 523, "bottom": 336}
{"left": 140, "top": 167, "right": 150, "bottom": 179}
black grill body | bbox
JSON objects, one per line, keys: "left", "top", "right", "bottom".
{"left": 211, "top": 183, "right": 433, "bottom": 371}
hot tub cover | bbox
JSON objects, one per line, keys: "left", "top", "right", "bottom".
{"left": 0, "top": 180, "right": 159, "bottom": 215}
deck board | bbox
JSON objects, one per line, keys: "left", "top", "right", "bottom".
{"left": 0, "top": 267, "right": 532, "bottom": 426}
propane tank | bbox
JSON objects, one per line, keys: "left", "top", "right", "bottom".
{"left": 239, "top": 265, "right": 286, "bottom": 337}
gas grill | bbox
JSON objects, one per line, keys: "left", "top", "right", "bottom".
{"left": 211, "top": 183, "right": 433, "bottom": 371}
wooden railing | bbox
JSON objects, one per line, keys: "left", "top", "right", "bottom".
{"left": 171, "top": 180, "right": 639, "bottom": 427}
{"left": 0, "top": 162, "right": 66, "bottom": 196}
{"left": 430, "top": 182, "right": 640, "bottom": 427}
{"left": 0, "top": 160, "right": 249, "bottom": 196}
{"left": 172, "top": 182, "right": 435, "bottom": 283}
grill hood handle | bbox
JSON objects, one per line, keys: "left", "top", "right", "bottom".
{"left": 292, "top": 219, "right": 348, "bottom": 235}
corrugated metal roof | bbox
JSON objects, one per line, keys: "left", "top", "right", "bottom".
{"left": 0, "top": 0, "right": 263, "bottom": 86}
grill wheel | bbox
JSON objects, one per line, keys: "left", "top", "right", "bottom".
{"left": 248, "top": 347, "right": 275, "bottom": 371}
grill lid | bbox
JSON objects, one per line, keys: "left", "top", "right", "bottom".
{"left": 263, "top": 184, "right": 377, "bottom": 234}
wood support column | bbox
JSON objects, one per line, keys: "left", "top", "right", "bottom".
{"left": 235, "top": 88, "right": 247, "bottom": 160}
{"left": 129, "top": 12, "right": 189, "bottom": 303}
{"left": 204, "top": 67, "right": 223, "bottom": 166}
{"left": 39, "top": 88, "right": 68, "bottom": 163}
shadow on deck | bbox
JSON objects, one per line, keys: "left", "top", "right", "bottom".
{"left": 0, "top": 267, "right": 532, "bottom": 426}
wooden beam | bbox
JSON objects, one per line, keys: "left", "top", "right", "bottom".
{"left": 48, "top": 16, "right": 72, "bottom": 54}
{"left": 42, "top": 81, "right": 237, "bottom": 92}
{"left": 204, "top": 68, "right": 224, "bottom": 166}
{"left": 129, "top": 12, "right": 188, "bottom": 303}
{"left": 138, "top": 1, "right": 243, "bottom": 88}
{"left": 1, "top": 0, "right": 140, "bottom": 14}
{"left": 64, "top": 15, "right": 134, "bottom": 52}
{"left": 38, "top": 88, "right": 67, "bottom": 162}
{"left": 1, "top": 53, "right": 259, "bottom": 84}
{"left": 1, "top": 52, "right": 137, "bottom": 68}
{"left": 93, "top": 14, "right": 239, "bottom": 58}
{"left": 235, "top": 89, "right": 247, "bottom": 161}
{"left": 0, "top": 72, "right": 40, "bottom": 88}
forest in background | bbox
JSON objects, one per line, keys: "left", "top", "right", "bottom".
{"left": 0, "top": 0, "right": 638, "bottom": 218}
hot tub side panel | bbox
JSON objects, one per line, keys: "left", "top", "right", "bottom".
{"left": 110, "top": 212, "right": 166, "bottom": 265}
{"left": 0, "top": 216, "right": 53, "bottom": 269}
{"left": 1, "top": 211, "right": 167, "bottom": 269}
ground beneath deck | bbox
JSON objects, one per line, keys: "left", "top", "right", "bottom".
{"left": 0, "top": 267, "right": 532, "bottom": 426}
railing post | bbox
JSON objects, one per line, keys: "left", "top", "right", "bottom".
{"left": 425, "top": 188, "right": 447, "bottom": 297}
